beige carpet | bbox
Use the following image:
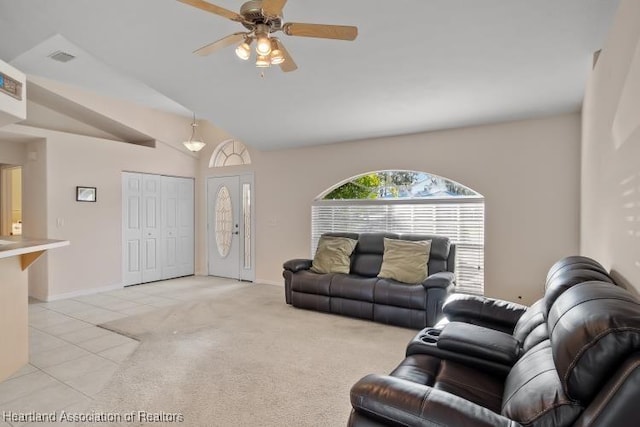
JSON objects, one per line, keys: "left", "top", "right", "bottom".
{"left": 88, "top": 283, "right": 415, "bottom": 426}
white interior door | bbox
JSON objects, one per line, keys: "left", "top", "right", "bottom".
{"left": 161, "top": 176, "right": 179, "bottom": 280}
{"left": 208, "top": 176, "right": 240, "bottom": 279}
{"left": 122, "top": 172, "right": 143, "bottom": 286}
{"left": 142, "top": 174, "right": 162, "bottom": 283}
{"left": 177, "top": 177, "right": 195, "bottom": 277}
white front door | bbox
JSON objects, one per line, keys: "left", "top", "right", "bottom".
{"left": 208, "top": 176, "right": 240, "bottom": 279}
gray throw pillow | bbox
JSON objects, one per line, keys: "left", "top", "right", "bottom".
{"left": 378, "top": 238, "right": 431, "bottom": 284}
{"left": 310, "top": 236, "right": 358, "bottom": 274}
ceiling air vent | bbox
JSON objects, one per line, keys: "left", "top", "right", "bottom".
{"left": 48, "top": 50, "right": 76, "bottom": 63}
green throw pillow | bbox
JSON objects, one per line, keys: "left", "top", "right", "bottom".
{"left": 310, "top": 236, "right": 358, "bottom": 274}
{"left": 378, "top": 238, "right": 432, "bottom": 284}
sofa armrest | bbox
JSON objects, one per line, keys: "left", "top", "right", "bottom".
{"left": 438, "top": 322, "right": 521, "bottom": 366}
{"left": 283, "top": 259, "right": 313, "bottom": 273}
{"left": 442, "top": 294, "right": 528, "bottom": 331}
{"left": 350, "top": 374, "right": 520, "bottom": 427}
{"left": 422, "top": 271, "right": 455, "bottom": 289}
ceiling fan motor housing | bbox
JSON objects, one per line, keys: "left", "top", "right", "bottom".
{"left": 240, "top": 0, "right": 282, "bottom": 32}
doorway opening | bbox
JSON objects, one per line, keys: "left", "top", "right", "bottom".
{"left": 0, "top": 165, "right": 22, "bottom": 236}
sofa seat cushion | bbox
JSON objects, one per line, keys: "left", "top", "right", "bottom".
{"left": 391, "top": 354, "right": 504, "bottom": 414}
{"left": 374, "top": 278, "right": 426, "bottom": 310}
{"left": 331, "top": 274, "right": 377, "bottom": 302}
{"left": 290, "top": 270, "right": 333, "bottom": 295}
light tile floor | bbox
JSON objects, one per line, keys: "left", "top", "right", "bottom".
{"left": 0, "top": 276, "right": 241, "bottom": 427}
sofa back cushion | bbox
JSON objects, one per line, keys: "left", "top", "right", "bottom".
{"left": 542, "top": 269, "right": 614, "bottom": 315}
{"left": 545, "top": 256, "right": 606, "bottom": 283}
{"left": 501, "top": 340, "right": 582, "bottom": 427}
{"left": 547, "top": 281, "right": 640, "bottom": 403}
{"left": 347, "top": 232, "right": 398, "bottom": 277}
{"left": 324, "top": 232, "right": 452, "bottom": 278}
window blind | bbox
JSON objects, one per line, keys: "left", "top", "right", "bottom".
{"left": 311, "top": 198, "right": 484, "bottom": 295}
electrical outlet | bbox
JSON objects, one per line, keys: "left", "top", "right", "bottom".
{"left": 56, "top": 218, "right": 64, "bottom": 228}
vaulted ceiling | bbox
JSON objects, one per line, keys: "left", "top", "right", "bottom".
{"left": 0, "top": 0, "right": 620, "bottom": 150}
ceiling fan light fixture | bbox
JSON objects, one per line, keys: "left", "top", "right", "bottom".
{"left": 183, "top": 113, "right": 206, "bottom": 152}
{"left": 235, "top": 38, "right": 252, "bottom": 60}
{"left": 255, "top": 54, "right": 271, "bottom": 68}
{"left": 255, "top": 25, "right": 272, "bottom": 56}
{"left": 269, "top": 39, "right": 285, "bottom": 65}
{"left": 180, "top": 0, "right": 359, "bottom": 74}
{"left": 270, "top": 50, "right": 284, "bottom": 65}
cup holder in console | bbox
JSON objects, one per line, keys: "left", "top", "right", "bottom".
{"left": 419, "top": 328, "right": 442, "bottom": 345}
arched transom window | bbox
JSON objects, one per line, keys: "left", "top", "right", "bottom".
{"left": 313, "top": 170, "right": 485, "bottom": 295}
{"left": 210, "top": 140, "right": 251, "bottom": 168}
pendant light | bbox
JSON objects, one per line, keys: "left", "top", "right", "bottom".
{"left": 183, "top": 113, "right": 206, "bottom": 152}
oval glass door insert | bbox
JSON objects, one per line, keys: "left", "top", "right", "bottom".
{"left": 215, "top": 185, "right": 233, "bottom": 257}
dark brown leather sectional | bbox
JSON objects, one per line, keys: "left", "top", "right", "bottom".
{"left": 349, "top": 257, "right": 640, "bottom": 426}
{"left": 283, "top": 232, "right": 456, "bottom": 328}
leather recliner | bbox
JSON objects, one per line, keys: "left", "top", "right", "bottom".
{"left": 404, "top": 256, "right": 615, "bottom": 375}
{"left": 349, "top": 281, "right": 640, "bottom": 426}
{"left": 441, "top": 256, "right": 611, "bottom": 333}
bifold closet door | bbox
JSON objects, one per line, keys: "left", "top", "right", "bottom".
{"left": 161, "top": 176, "right": 194, "bottom": 280}
{"left": 122, "top": 172, "right": 143, "bottom": 286}
{"left": 176, "top": 177, "right": 195, "bottom": 277}
{"left": 161, "top": 176, "right": 179, "bottom": 280}
{"left": 124, "top": 173, "right": 194, "bottom": 286}
{"left": 141, "top": 174, "right": 162, "bottom": 283}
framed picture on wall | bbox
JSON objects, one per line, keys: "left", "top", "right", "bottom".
{"left": 76, "top": 186, "right": 97, "bottom": 202}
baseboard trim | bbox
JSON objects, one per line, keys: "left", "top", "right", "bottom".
{"left": 42, "top": 283, "right": 124, "bottom": 302}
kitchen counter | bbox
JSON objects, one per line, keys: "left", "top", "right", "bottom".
{"left": 0, "top": 235, "right": 69, "bottom": 268}
{"left": 0, "top": 235, "right": 70, "bottom": 381}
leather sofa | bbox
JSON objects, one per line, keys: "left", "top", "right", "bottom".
{"left": 349, "top": 280, "right": 640, "bottom": 426}
{"left": 283, "top": 232, "right": 456, "bottom": 328}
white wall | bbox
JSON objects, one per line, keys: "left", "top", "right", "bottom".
{"left": 198, "top": 113, "right": 581, "bottom": 305}
{"left": 5, "top": 124, "right": 196, "bottom": 300}
{"left": 581, "top": 0, "right": 640, "bottom": 293}
{"left": 0, "top": 140, "right": 26, "bottom": 165}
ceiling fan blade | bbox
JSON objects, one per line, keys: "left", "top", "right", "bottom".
{"left": 283, "top": 23, "right": 358, "bottom": 41}
{"left": 178, "top": 0, "right": 243, "bottom": 22}
{"left": 262, "top": 0, "right": 287, "bottom": 18}
{"left": 193, "top": 32, "right": 247, "bottom": 56}
{"left": 278, "top": 41, "right": 298, "bottom": 72}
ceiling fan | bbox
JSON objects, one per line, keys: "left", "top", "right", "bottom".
{"left": 178, "top": 0, "right": 358, "bottom": 72}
